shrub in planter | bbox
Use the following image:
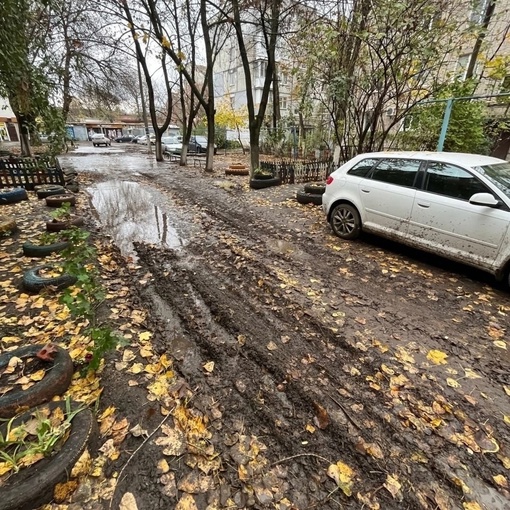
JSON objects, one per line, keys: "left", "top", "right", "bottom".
{"left": 253, "top": 168, "right": 275, "bottom": 180}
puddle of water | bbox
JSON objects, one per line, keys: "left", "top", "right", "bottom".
{"left": 61, "top": 148, "right": 159, "bottom": 175}
{"left": 89, "top": 180, "right": 187, "bottom": 257}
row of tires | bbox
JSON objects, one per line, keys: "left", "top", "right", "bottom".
{"left": 1, "top": 184, "right": 83, "bottom": 292}
{"left": 1, "top": 173, "right": 95, "bottom": 509}
{"left": 223, "top": 167, "right": 283, "bottom": 189}
{"left": 0, "top": 345, "right": 96, "bottom": 510}
{"left": 0, "top": 184, "right": 77, "bottom": 205}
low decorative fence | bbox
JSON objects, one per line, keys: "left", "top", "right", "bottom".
{"left": 259, "top": 158, "right": 333, "bottom": 184}
{"left": 0, "top": 156, "right": 65, "bottom": 189}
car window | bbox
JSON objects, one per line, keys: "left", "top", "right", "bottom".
{"left": 370, "top": 158, "right": 421, "bottom": 187}
{"left": 475, "top": 162, "right": 510, "bottom": 199}
{"left": 424, "top": 162, "right": 490, "bottom": 200}
{"left": 347, "top": 158, "right": 378, "bottom": 177}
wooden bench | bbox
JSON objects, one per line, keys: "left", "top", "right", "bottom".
{"left": 189, "top": 154, "right": 206, "bottom": 168}
{"left": 0, "top": 157, "right": 66, "bottom": 190}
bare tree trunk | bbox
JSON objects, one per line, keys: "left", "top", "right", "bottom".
{"left": 466, "top": 0, "right": 496, "bottom": 80}
{"left": 200, "top": 0, "right": 215, "bottom": 172}
{"left": 15, "top": 112, "right": 33, "bottom": 157}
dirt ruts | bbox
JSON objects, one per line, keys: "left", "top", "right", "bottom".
{"left": 122, "top": 164, "right": 510, "bottom": 510}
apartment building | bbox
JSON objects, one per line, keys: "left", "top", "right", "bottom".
{"left": 213, "top": 17, "right": 296, "bottom": 133}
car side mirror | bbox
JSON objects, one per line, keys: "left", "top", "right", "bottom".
{"left": 469, "top": 192, "right": 502, "bottom": 208}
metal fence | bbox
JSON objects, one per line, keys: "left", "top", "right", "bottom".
{"left": 259, "top": 158, "right": 333, "bottom": 184}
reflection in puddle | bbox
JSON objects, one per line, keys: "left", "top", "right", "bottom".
{"left": 89, "top": 180, "right": 186, "bottom": 257}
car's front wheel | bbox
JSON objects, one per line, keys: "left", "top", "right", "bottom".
{"left": 330, "top": 203, "right": 361, "bottom": 240}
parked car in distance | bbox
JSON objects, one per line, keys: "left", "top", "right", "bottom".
{"left": 322, "top": 151, "right": 510, "bottom": 286}
{"left": 114, "top": 135, "right": 134, "bottom": 143}
{"left": 91, "top": 133, "right": 111, "bottom": 147}
{"left": 138, "top": 134, "right": 156, "bottom": 145}
{"left": 162, "top": 136, "right": 183, "bottom": 155}
{"left": 189, "top": 135, "right": 217, "bottom": 154}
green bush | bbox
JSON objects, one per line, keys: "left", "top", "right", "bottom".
{"left": 399, "top": 80, "right": 489, "bottom": 154}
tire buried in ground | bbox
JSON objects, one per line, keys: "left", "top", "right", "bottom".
{"left": 249, "top": 177, "right": 281, "bottom": 189}
{"left": 303, "top": 182, "right": 326, "bottom": 195}
{"left": 0, "top": 188, "right": 28, "bottom": 205}
{"left": 36, "top": 185, "right": 66, "bottom": 199}
{"left": 46, "top": 216, "right": 84, "bottom": 232}
{"left": 0, "top": 401, "right": 97, "bottom": 510}
{"left": 225, "top": 168, "right": 249, "bottom": 176}
{"left": 0, "top": 217, "right": 18, "bottom": 236}
{"left": 45, "top": 193, "right": 76, "bottom": 207}
{"left": 296, "top": 190, "right": 323, "bottom": 205}
{"left": 22, "top": 265, "right": 77, "bottom": 293}
{"left": 0, "top": 344, "right": 73, "bottom": 419}
{"left": 22, "top": 240, "right": 70, "bottom": 258}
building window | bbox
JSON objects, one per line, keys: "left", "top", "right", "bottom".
{"left": 280, "top": 97, "right": 288, "bottom": 110}
{"left": 501, "top": 75, "right": 510, "bottom": 93}
{"left": 229, "top": 69, "right": 236, "bottom": 87}
{"left": 256, "top": 61, "right": 267, "bottom": 79}
{"left": 470, "top": 0, "right": 489, "bottom": 24}
{"left": 456, "top": 54, "right": 471, "bottom": 80}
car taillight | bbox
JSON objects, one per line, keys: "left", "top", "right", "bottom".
{"left": 326, "top": 176, "right": 334, "bottom": 185}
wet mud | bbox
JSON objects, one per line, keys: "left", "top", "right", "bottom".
{"left": 64, "top": 146, "right": 510, "bottom": 509}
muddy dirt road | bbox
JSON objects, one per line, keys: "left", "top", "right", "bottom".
{"left": 64, "top": 144, "right": 510, "bottom": 510}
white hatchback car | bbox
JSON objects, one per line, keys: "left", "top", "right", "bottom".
{"left": 322, "top": 152, "right": 510, "bottom": 285}
{"left": 91, "top": 133, "right": 111, "bottom": 147}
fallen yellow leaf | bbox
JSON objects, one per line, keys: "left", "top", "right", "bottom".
{"left": 427, "top": 349, "right": 448, "bottom": 365}
{"left": 383, "top": 474, "right": 401, "bottom": 499}
{"left": 139, "top": 331, "right": 152, "bottom": 341}
{"left": 327, "top": 461, "right": 354, "bottom": 496}
{"left": 447, "top": 378, "right": 460, "bottom": 388}
{"left": 203, "top": 361, "right": 215, "bottom": 373}
{"left": 492, "top": 474, "right": 508, "bottom": 488}
{"left": 463, "top": 502, "right": 483, "bottom": 510}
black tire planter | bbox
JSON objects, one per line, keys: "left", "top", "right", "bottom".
{"left": 0, "top": 400, "right": 96, "bottom": 510}
{"left": 45, "top": 193, "right": 77, "bottom": 208}
{"left": 46, "top": 216, "right": 84, "bottom": 232}
{"left": 304, "top": 182, "right": 326, "bottom": 195}
{"left": 36, "top": 185, "right": 66, "bottom": 199}
{"left": 0, "top": 344, "right": 73, "bottom": 419}
{"left": 22, "top": 265, "right": 77, "bottom": 293}
{"left": 0, "top": 188, "right": 29, "bottom": 205}
{"left": 253, "top": 173, "right": 274, "bottom": 180}
{"left": 296, "top": 190, "right": 323, "bottom": 205}
{"left": 249, "top": 177, "right": 281, "bottom": 189}
{"left": 0, "top": 217, "right": 18, "bottom": 235}
{"left": 22, "top": 240, "right": 70, "bottom": 258}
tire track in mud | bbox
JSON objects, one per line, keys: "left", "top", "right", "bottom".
{"left": 137, "top": 236, "right": 506, "bottom": 509}
{"left": 136, "top": 170, "right": 510, "bottom": 509}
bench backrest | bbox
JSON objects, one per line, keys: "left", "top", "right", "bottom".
{"left": 0, "top": 157, "right": 65, "bottom": 190}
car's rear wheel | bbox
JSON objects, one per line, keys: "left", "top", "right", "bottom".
{"left": 330, "top": 203, "right": 361, "bottom": 240}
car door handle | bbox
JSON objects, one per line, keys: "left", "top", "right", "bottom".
{"left": 417, "top": 202, "right": 430, "bottom": 208}
{"left": 361, "top": 189, "right": 370, "bottom": 193}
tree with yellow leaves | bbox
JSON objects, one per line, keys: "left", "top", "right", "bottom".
{"left": 215, "top": 97, "right": 248, "bottom": 154}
